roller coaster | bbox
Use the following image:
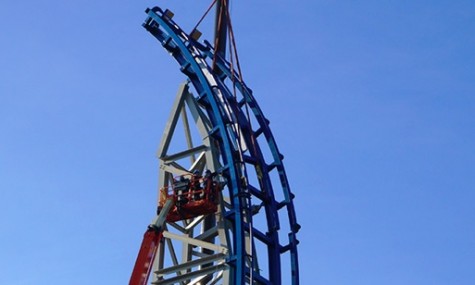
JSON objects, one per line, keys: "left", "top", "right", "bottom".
{"left": 129, "top": 2, "right": 300, "bottom": 284}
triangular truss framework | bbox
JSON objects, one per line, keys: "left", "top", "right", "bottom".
{"left": 152, "top": 82, "right": 231, "bottom": 285}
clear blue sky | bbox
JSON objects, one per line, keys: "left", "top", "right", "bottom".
{"left": 1, "top": 0, "right": 474, "bottom": 284}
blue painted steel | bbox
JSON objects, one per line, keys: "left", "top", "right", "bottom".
{"left": 143, "top": 6, "right": 300, "bottom": 284}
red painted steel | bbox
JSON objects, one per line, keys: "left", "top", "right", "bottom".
{"left": 129, "top": 228, "right": 163, "bottom": 285}
{"left": 159, "top": 174, "right": 220, "bottom": 222}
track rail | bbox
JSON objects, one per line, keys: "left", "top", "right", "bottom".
{"left": 143, "top": 6, "right": 300, "bottom": 284}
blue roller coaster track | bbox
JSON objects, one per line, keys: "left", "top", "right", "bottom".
{"left": 142, "top": 6, "right": 300, "bottom": 284}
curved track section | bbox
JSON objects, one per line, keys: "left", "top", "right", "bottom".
{"left": 143, "top": 7, "right": 300, "bottom": 284}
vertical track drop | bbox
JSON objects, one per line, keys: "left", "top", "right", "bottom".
{"left": 136, "top": 6, "right": 300, "bottom": 284}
